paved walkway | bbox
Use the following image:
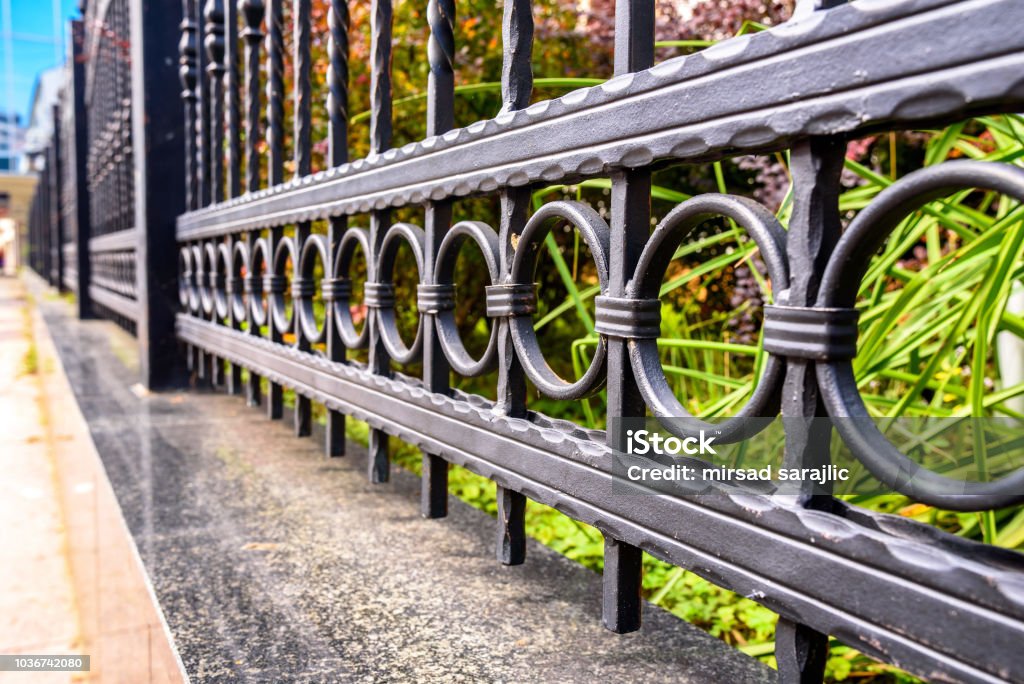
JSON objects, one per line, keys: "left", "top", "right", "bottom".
{"left": 2, "top": 274, "right": 185, "bottom": 683}
{"left": 0, "top": 276, "right": 80, "bottom": 683}
{"left": 31, "top": 275, "right": 773, "bottom": 682}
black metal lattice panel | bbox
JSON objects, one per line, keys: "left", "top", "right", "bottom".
{"left": 83, "top": 0, "right": 138, "bottom": 325}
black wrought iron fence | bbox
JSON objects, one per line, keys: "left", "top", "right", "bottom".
{"left": 24, "top": 0, "right": 1024, "bottom": 681}
{"left": 25, "top": 3, "right": 139, "bottom": 328}
{"left": 83, "top": 0, "right": 139, "bottom": 328}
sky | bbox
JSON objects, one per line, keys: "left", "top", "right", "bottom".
{"left": 1, "top": 0, "right": 81, "bottom": 124}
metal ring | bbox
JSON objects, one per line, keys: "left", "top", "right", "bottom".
{"left": 230, "top": 240, "right": 250, "bottom": 324}
{"left": 189, "top": 244, "right": 203, "bottom": 314}
{"left": 249, "top": 237, "right": 271, "bottom": 328}
{"left": 627, "top": 194, "right": 788, "bottom": 444}
{"left": 271, "top": 237, "right": 295, "bottom": 335}
{"left": 817, "top": 160, "right": 1024, "bottom": 510}
{"left": 509, "top": 201, "right": 610, "bottom": 400}
{"left": 332, "top": 228, "right": 371, "bottom": 349}
{"left": 298, "top": 234, "right": 328, "bottom": 345}
{"left": 434, "top": 220, "right": 500, "bottom": 377}
{"left": 178, "top": 246, "right": 194, "bottom": 311}
{"left": 375, "top": 222, "right": 425, "bottom": 365}
{"left": 214, "top": 242, "right": 231, "bottom": 321}
{"left": 198, "top": 243, "right": 215, "bottom": 316}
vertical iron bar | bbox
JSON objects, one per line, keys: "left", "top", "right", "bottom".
{"left": 179, "top": 0, "right": 199, "bottom": 211}
{"left": 602, "top": 536, "right": 643, "bottom": 633}
{"left": 268, "top": 222, "right": 284, "bottom": 419}
{"left": 205, "top": 0, "right": 226, "bottom": 389}
{"left": 494, "top": 0, "right": 532, "bottom": 564}
{"left": 225, "top": 0, "right": 241, "bottom": 199}
{"left": 223, "top": 0, "right": 243, "bottom": 394}
{"left": 324, "top": 0, "right": 349, "bottom": 457}
{"left": 43, "top": 143, "right": 49, "bottom": 284}
{"left": 420, "top": 0, "right": 455, "bottom": 518}
{"left": 242, "top": 0, "right": 264, "bottom": 194}
{"left": 292, "top": 0, "right": 312, "bottom": 437}
{"left": 600, "top": 0, "right": 653, "bottom": 635}
{"left": 266, "top": 0, "right": 284, "bottom": 186}
{"left": 70, "top": 21, "right": 92, "bottom": 317}
{"left": 497, "top": 485, "right": 526, "bottom": 565}
{"left": 366, "top": 0, "right": 392, "bottom": 484}
{"left": 776, "top": 619, "right": 831, "bottom": 684}
{"left": 241, "top": 0, "right": 264, "bottom": 407}
{"left": 265, "top": 0, "right": 285, "bottom": 418}
{"left": 205, "top": 0, "right": 225, "bottom": 204}
{"left": 51, "top": 104, "right": 64, "bottom": 292}
{"left": 774, "top": 136, "right": 846, "bottom": 683}
{"left": 197, "top": 0, "right": 211, "bottom": 207}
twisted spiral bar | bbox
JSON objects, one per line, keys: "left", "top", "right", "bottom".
{"left": 224, "top": 0, "right": 241, "bottom": 198}
{"left": 204, "top": 0, "right": 225, "bottom": 203}
{"left": 178, "top": 0, "right": 199, "bottom": 210}
{"left": 293, "top": 0, "right": 311, "bottom": 177}
{"left": 328, "top": 0, "right": 349, "bottom": 166}
{"left": 500, "top": 0, "right": 533, "bottom": 112}
{"left": 369, "top": 0, "right": 392, "bottom": 154}
{"left": 265, "top": 0, "right": 285, "bottom": 184}
{"left": 427, "top": 0, "right": 454, "bottom": 135}
{"left": 240, "top": 0, "right": 264, "bottom": 193}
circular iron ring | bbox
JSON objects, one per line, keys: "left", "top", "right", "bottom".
{"left": 817, "top": 160, "right": 1024, "bottom": 510}
{"left": 298, "top": 234, "right": 329, "bottom": 345}
{"left": 375, "top": 222, "right": 426, "bottom": 365}
{"left": 628, "top": 194, "right": 789, "bottom": 444}
{"left": 230, "top": 240, "right": 250, "bottom": 324}
{"left": 193, "top": 244, "right": 212, "bottom": 316}
{"left": 214, "top": 242, "right": 231, "bottom": 320}
{"left": 270, "top": 237, "right": 296, "bottom": 335}
{"left": 433, "top": 221, "right": 501, "bottom": 377}
{"left": 331, "top": 227, "right": 371, "bottom": 349}
{"left": 248, "top": 237, "right": 271, "bottom": 328}
{"left": 509, "top": 201, "right": 610, "bottom": 400}
{"left": 179, "top": 246, "right": 194, "bottom": 311}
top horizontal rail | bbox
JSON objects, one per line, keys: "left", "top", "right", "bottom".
{"left": 176, "top": 0, "right": 1024, "bottom": 241}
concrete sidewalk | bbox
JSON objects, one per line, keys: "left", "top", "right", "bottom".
{"left": 0, "top": 276, "right": 81, "bottom": 683}
{"left": 1, "top": 275, "right": 185, "bottom": 683}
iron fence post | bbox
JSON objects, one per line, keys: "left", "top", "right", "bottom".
{"left": 69, "top": 19, "right": 93, "bottom": 318}
{"left": 130, "top": 0, "right": 187, "bottom": 387}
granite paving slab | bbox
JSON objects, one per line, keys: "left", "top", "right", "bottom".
{"left": 36, "top": 293, "right": 774, "bottom": 683}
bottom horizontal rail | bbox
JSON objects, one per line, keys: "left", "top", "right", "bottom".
{"left": 89, "top": 285, "right": 139, "bottom": 322}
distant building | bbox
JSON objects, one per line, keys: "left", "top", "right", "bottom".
{"left": 21, "top": 66, "right": 65, "bottom": 173}
{"left": 0, "top": 112, "right": 23, "bottom": 172}
{"left": 0, "top": 67, "right": 62, "bottom": 274}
